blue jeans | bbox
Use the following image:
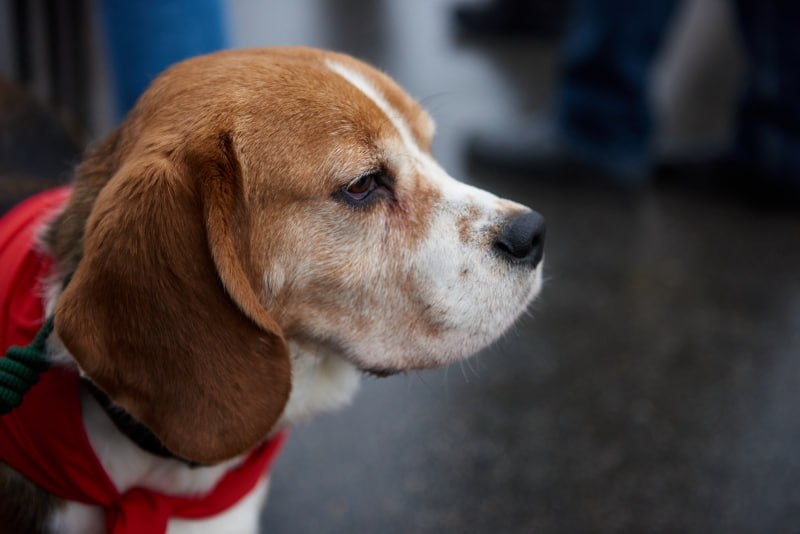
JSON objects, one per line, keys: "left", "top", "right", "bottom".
{"left": 557, "top": 0, "right": 800, "bottom": 183}
{"left": 99, "top": 0, "right": 228, "bottom": 118}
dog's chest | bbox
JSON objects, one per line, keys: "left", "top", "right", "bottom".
{"left": 46, "top": 344, "right": 360, "bottom": 533}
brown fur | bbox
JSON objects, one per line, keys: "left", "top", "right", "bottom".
{"left": 54, "top": 131, "right": 291, "bottom": 464}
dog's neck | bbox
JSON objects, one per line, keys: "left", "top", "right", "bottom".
{"left": 78, "top": 340, "right": 362, "bottom": 468}
{"left": 81, "top": 377, "right": 200, "bottom": 467}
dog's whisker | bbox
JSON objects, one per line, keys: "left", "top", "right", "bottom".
{"left": 458, "top": 359, "right": 470, "bottom": 383}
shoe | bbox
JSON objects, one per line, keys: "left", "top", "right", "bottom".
{"left": 656, "top": 154, "right": 800, "bottom": 210}
{"left": 452, "top": 0, "right": 567, "bottom": 39}
{"left": 465, "top": 120, "right": 649, "bottom": 189}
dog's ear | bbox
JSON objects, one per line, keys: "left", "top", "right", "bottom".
{"left": 55, "top": 133, "right": 291, "bottom": 464}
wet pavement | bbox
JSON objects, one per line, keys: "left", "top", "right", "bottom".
{"left": 3, "top": 1, "right": 800, "bottom": 532}
{"left": 257, "top": 181, "right": 800, "bottom": 533}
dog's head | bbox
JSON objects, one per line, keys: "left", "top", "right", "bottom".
{"left": 51, "top": 48, "right": 544, "bottom": 464}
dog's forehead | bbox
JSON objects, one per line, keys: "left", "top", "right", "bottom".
{"left": 224, "top": 50, "right": 438, "bottom": 191}
{"left": 320, "top": 54, "right": 435, "bottom": 145}
{"left": 220, "top": 50, "right": 432, "bottom": 139}
{"left": 143, "top": 48, "right": 432, "bottom": 132}
{"left": 134, "top": 48, "right": 439, "bottom": 196}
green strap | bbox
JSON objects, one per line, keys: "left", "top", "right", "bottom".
{"left": 0, "top": 316, "right": 53, "bottom": 414}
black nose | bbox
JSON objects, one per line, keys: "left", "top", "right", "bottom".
{"left": 493, "top": 211, "right": 546, "bottom": 267}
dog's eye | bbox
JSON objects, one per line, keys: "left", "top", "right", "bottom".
{"left": 344, "top": 173, "right": 379, "bottom": 201}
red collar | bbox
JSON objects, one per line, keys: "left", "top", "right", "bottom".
{"left": 0, "top": 188, "right": 286, "bottom": 534}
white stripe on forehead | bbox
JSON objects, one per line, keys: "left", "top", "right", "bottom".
{"left": 325, "top": 58, "right": 502, "bottom": 206}
{"left": 325, "top": 59, "right": 423, "bottom": 158}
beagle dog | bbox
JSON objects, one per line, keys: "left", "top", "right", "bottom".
{"left": 0, "top": 47, "right": 544, "bottom": 533}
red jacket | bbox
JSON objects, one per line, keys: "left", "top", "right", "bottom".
{"left": 0, "top": 188, "right": 285, "bottom": 534}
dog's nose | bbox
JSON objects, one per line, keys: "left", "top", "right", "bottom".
{"left": 493, "top": 211, "right": 546, "bottom": 267}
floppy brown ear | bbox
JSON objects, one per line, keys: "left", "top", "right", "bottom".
{"left": 55, "top": 134, "right": 291, "bottom": 464}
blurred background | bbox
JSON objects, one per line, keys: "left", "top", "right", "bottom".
{"left": 2, "top": 0, "right": 800, "bottom": 532}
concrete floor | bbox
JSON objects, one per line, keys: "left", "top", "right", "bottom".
{"left": 2, "top": 1, "right": 800, "bottom": 532}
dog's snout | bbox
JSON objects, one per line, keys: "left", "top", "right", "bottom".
{"left": 493, "top": 211, "right": 546, "bottom": 267}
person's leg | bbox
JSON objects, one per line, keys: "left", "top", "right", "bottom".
{"left": 731, "top": 0, "right": 800, "bottom": 191}
{"left": 467, "top": 0, "right": 679, "bottom": 185}
{"left": 557, "top": 0, "right": 679, "bottom": 178}
{"left": 99, "top": 0, "right": 228, "bottom": 118}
